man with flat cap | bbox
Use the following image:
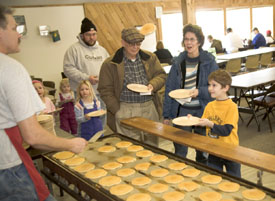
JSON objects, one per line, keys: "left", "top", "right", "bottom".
{"left": 63, "top": 17, "right": 109, "bottom": 128}
{"left": 98, "top": 27, "right": 166, "bottom": 146}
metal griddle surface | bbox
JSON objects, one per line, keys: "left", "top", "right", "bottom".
{"left": 42, "top": 134, "right": 275, "bottom": 201}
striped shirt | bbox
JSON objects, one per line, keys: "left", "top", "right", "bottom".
{"left": 120, "top": 54, "right": 152, "bottom": 103}
{"left": 183, "top": 56, "right": 200, "bottom": 107}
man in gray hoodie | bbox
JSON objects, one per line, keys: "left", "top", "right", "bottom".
{"left": 63, "top": 17, "right": 109, "bottom": 127}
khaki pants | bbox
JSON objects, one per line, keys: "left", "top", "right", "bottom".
{"left": 115, "top": 100, "right": 159, "bottom": 147}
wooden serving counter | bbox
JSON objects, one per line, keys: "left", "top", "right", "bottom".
{"left": 121, "top": 117, "right": 275, "bottom": 174}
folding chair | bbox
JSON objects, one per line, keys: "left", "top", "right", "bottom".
{"left": 225, "top": 58, "right": 242, "bottom": 75}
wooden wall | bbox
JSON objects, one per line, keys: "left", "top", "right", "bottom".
{"left": 84, "top": 1, "right": 181, "bottom": 54}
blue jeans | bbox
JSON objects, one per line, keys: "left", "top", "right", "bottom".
{"left": 208, "top": 155, "right": 241, "bottom": 178}
{"left": 173, "top": 107, "right": 208, "bottom": 165}
{"left": 0, "top": 163, "right": 56, "bottom": 201}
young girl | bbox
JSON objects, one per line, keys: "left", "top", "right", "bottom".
{"left": 75, "top": 80, "right": 103, "bottom": 140}
{"left": 32, "top": 80, "right": 56, "bottom": 113}
{"left": 57, "top": 78, "right": 77, "bottom": 135}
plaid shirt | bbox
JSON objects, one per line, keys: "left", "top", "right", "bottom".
{"left": 120, "top": 54, "right": 152, "bottom": 103}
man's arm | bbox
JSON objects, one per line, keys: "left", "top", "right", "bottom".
{"left": 18, "top": 115, "right": 87, "bottom": 153}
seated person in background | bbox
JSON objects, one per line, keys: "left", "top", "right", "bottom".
{"left": 74, "top": 80, "right": 102, "bottom": 140}
{"left": 32, "top": 80, "right": 56, "bottom": 114}
{"left": 265, "top": 30, "right": 274, "bottom": 46}
{"left": 252, "top": 27, "right": 266, "bottom": 49}
{"left": 57, "top": 78, "right": 78, "bottom": 135}
{"left": 223, "top": 28, "right": 243, "bottom": 53}
{"left": 195, "top": 69, "right": 241, "bottom": 177}
{"left": 154, "top": 41, "right": 173, "bottom": 64}
{"left": 207, "top": 35, "right": 223, "bottom": 53}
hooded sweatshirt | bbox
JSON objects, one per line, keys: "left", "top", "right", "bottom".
{"left": 63, "top": 34, "right": 109, "bottom": 93}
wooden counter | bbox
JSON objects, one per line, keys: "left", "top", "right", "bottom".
{"left": 121, "top": 117, "right": 275, "bottom": 174}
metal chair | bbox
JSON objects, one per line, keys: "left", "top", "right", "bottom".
{"left": 247, "top": 84, "right": 275, "bottom": 132}
{"left": 225, "top": 58, "right": 242, "bottom": 75}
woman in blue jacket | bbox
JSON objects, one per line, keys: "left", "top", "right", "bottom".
{"left": 163, "top": 24, "right": 218, "bottom": 164}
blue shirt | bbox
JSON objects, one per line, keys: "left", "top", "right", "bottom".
{"left": 252, "top": 33, "right": 266, "bottom": 49}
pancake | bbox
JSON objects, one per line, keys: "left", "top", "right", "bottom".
{"left": 150, "top": 154, "right": 168, "bottom": 163}
{"left": 164, "top": 174, "right": 184, "bottom": 184}
{"left": 162, "top": 191, "right": 185, "bottom": 201}
{"left": 168, "top": 162, "right": 187, "bottom": 170}
{"left": 64, "top": 156, "right": 85, "bottom": 166}
{"left": 102, "top": 162, "right": 122, "bottom": 170}
{"left": 73, "top": 162, "right": 95, "bottom": 173}
{"left": 131, "top": 176, "right": 152, "bottom": 186}
{"left": 150, "top": 168, "right": 169, "bottom": 177}
{"left": 199, "top": 191, "right": 222, "bottom": 201}
{"left": 126, "top": 193, "right": 151, "bottom": 201}
{"left": 181, "top": 168, "right": 201, "bottom": 177}
{"left": 201, "top": 174, "right": 222, "bottom": 184}
{"left": 136, "top": 150, "right": 153, "bottom": 158}
{"left": 242, "top": 189, "right": 266, "bottom": 201}
{"left": 115, "top": 141, "right": 133, "bottom": 148}
{"left": 116, "top": 168, "right": 136, "bottom": 177}
{"left": 127, "top": 145, "right": 144, "bottom": 152}
{"left": 116, "top": 156, "right": 136, "bottom": 163}
{"left": 85, "top": 169, "right": 107, "bottom": 179}
{"left": 134, "top": 162, "right": 151, "bottom": 171}
{"left": 178, "top": 181, "right": 200, "bottom": 192}
{"left": 97, "top": 145, "right": 116, "bottom": 153}
{"left": 99, "top": 175, "right": 121, "bottom": 187}
{"left": 218, "top": 181, "right": 240, "bottom": 193}
{"left": 53, "top": 151, "right": 75, "bottom": 160}
{"left": 110, "top": 184, "right": 134, "bottom": 196}
{"left": 148, "top": 183, "right": 169, "bottom": 193}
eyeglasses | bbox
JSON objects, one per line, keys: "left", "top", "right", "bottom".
{"left": 183, "top": 37, "right": 197, "bottom": 43}
{"left": 128, "top": 42, "right": 141, "bottom": 47}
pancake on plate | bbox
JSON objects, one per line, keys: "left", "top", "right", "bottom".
{"left": 178, "top": 181, "right": 200, "bottom": 192}
{"left": 168, "top": 162, "right": 187, "bottom": 170}
{"left": 64, "top": 156, "right": 85, "bottom": 166}
{"left": 164, "top": 174, "right": 184, "bottom": 184}
{"left": 110, "top": 184, "right": 134, "bottom": 196}
{"left": 136, "top": 150, "right": 153, "bottom": 158}
{"left": 131, "top": 176, "right": 152, "bottom": 186}
{"left": 150, "top": 154, "right": 168, "bottom": 163}
{"left": 99, "top": 175, "right": 121, "bottom": 187}
{"left": 218, "top": 181, "right": 240, "bottom": 192}
{"left": 116, "top": 168, "right": 136, "bottom": 177}
{"left": 116, "top": 156, "right": 136, "bottom": 163}
{"left": 102, "top": 161, "right": 122, "bottom": 170}
{"left": 162, "top": 191, "right": 185, "bottom": 201}
{"left": 127, "top": 145, "right": 144, "bottom": 152}
{"left": 242, "top": 188, "right": 266, "bottom": 201}
{"left": 150, "top": 168, "right": 169, "bottom": 177}
{"left": 181, "top": 168, "right": 201, "bottom": 177}
{"left": 73, "top": 162, "right": 95, "bottom": 173}
{"left": 115, "top": 141, "right": 133, "bottom": 148}
{"left": 53, "top": 151, "right": 75, "bottom": 160}
{"left": 134, "top": 162, "right": 151, "bottom": 171}
{"left": 126, "top": 193, "right": 151, "bottom": 201}
{"left": 148, "top": 183, "right": 169, "bottom": 193}
{"left": 201, "top": 174, "right": 222, "bottom": 184}
{"left": 85, "top": 169, "right": 107, "bottom": 179}
{"left": 199, "top": 191, "right": 222, "bottom": 201}
{"left": 97, "top": 145, "right": 116, "bottom": 153}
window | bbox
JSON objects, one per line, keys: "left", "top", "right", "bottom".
{"left": 252, "top": 6, "right": 273, "bottom": 39}
{"left": 196, "top": 10, "right": 224, "bottom": 50}
{"left": 161, "top": 13, "right": 183, "bottom": 56}
{"left": 226, "top": 8, "right": 250, "bottom": 41}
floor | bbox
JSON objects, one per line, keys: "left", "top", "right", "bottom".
{"left": 47, "top": 101, "right": 275, "bottom": 201}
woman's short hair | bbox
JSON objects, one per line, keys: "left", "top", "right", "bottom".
{"left": 183, "top": 24, "right": 205, "bottom": 49}
{"left": 156, "top": 41, "right": 164, "bottom": 50}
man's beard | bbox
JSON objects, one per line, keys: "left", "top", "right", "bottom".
{"left": 84, "top": 40, "right": 96, "bottom": 46}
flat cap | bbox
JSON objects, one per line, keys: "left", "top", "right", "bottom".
{"left": 121, "top": 27, "right": 145, "bottom": 43}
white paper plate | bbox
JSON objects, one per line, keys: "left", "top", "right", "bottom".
{"left": 169, "top": 89, "right": 192, "bottom": 99}
{"left": 172, "top": 116, "right": 200, "bottom": 126}
{"left": 127, "top": 84, "right": 150, "bottom": 93}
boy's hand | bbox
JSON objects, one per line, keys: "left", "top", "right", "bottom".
{"left": 198, "top": 118, "right": 214, "bottom": 128}
{"left": 163, "top": 119, "right": 170, "bottom": 125}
